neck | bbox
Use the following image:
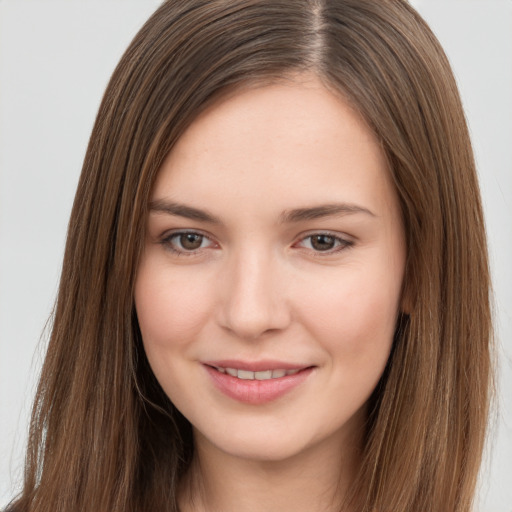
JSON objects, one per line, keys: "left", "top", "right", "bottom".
{"left": 178, "top": 429, "right": 362, "bottom": 512}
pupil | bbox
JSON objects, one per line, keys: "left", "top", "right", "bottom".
{"left": 311, "top": 235, "right": 335, "bottom": 251}
{"left": 180, "top": 233, "right": 202, "bottom": 250}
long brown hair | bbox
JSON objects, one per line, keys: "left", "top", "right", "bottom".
{"left": 9, "top": 1, "right": 492, "bottom": 511}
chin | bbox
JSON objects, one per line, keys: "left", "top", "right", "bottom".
{"left": 193, "top": 410, "right": 363, "bottom": 466}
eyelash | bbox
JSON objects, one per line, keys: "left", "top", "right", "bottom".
{"left": 294, "top": 232, "right": 354, "bottom": 254}
{"left": 159, "top": 230, "right": 353, "bottom": 257}
{"left": 160, "top": 230, "right": 216, "bottom": 256}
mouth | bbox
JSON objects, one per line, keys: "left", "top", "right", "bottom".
{"left": 207, "top": 366, "right": 304, "bottom": 381}
{"left": 203, "top": 362, "right": 315, "bottom": 404}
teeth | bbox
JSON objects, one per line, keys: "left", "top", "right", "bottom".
{"left": 255, "top": 370, "right": 272, "bottom": 380}
{"left": 237, "top": 369, "right": 255, "bottom": 380}
{"left": 217, "top": 367, "right": 303, "bottom": 380}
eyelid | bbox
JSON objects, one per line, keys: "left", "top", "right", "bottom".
{"left": 157, "top": 228, "right": 354, "bottom": 257}
{"left": 159, "top": 229, "right": 218, "bottom": 256}
{"left": 293, "top": 230, "right": 354, "bottom": 253}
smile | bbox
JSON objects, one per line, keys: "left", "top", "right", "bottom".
{"left": 203, "top": 363, "right": 314, "bottom": 404}
{"left": 213, "top": 367, "right": 301, "bottom": 380}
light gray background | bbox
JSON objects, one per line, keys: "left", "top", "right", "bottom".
{"left": 1, "top": 1, "right": 511, "bottom": 510}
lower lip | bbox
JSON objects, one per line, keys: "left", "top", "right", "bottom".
{"left": 204, "top": 365, "right": 314, "bottom": 405}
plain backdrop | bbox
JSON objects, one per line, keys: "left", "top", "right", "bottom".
{"left": 1, "top": 1, "right": 511, "bottom": 510}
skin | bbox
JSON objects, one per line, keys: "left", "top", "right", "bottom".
{"left": 135, "top": 74, "right": 406, "bottom": 512}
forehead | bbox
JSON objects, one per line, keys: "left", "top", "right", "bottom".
{"left": 152, "top": 75, "right": 397, "bottom": 220}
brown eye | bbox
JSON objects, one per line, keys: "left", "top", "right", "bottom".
{"left": 310, "top": 234, "right": 336, "bottom": 251}
{"left": 178, "top": 233, "right": 204, "bottom": 250}
{"left": 295, "top": 233, "right": 352, "bottom": 254}
{"left": 162, "top": 231, "right": 214, "bottom": 254}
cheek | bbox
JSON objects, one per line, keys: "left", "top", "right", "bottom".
{"left": 134, "top": 260, "right": 214, "bottom": 353}
{"left": 295, "top": 261, "right": 403, "bottom": 367}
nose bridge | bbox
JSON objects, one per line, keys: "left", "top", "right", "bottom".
{"left": 219, "top": 243, "right": 289, "bottom": 339}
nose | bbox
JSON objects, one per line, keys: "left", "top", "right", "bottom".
{"left": 217, "top": 248, "right": 291, "bottom": 340}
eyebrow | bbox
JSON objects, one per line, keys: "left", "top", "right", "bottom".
{"left": 279, "top": 203, "right": 376, "bottom": 223}
{"left": 149, "top": 199, "right": 222, "bottom": 223}
{"left": 149, "top": 200, "right": 375, "bottom": 224}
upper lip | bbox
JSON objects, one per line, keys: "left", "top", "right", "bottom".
{"left": 203, "top": 360, "right": 312, "bottom": 372}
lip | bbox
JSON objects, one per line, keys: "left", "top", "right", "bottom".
{"left": 203, "top": 362, "right": 314, "bottom": 405}
{"left": 203, "top": 359, "right": 308, "bottom": 372}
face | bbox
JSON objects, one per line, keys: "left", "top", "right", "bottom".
{"left": 135, "top": 75, "right": 406, "bottom": 463}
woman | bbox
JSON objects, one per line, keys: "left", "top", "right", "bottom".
{"left": 7, "top": 0, "right": 492, "bottom": 511}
